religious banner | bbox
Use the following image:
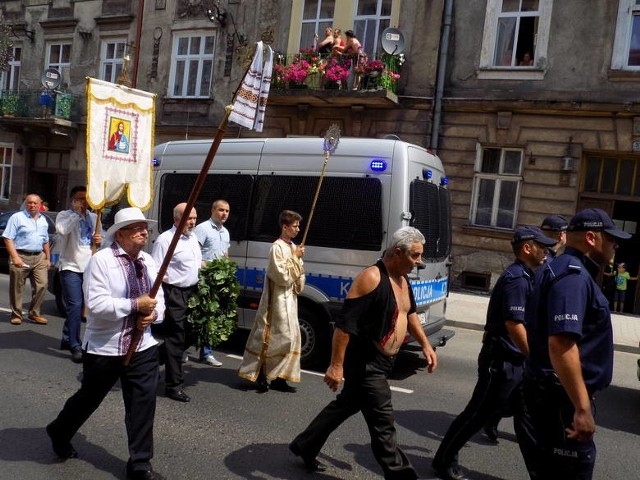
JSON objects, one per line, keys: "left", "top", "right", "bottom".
{"left": 228, "top": 41, "right": 274, "bottom": 132}
{"left": 86, "top": 77, "right": 156, "bottom": 210}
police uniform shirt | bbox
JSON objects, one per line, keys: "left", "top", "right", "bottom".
{"left": 484, "top": 259, "right": 532, "bottom": 357}
{"left": 526, "top": 246, "right": 613, "bottom": 393}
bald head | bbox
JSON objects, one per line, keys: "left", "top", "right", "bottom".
{"left": 173, "top": 203, "right": 197, "bottom": 235}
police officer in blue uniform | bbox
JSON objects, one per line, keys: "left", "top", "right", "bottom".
{"left": 433, "top": 226, "right": 557, "bottom": 480}
{"left": 519, "top": 208, "right": 631, "bottom": 479}
{"left": 540, "top": 214, "right": 568, "bottom": 261}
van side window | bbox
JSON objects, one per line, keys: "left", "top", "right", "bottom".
{"left": 410, "top": 179, "right": 451, "bottom": 260}
{"left": 159, "top": 173, "right": 254, "bottom": 240}
{"left": 249, "top": 175, "right": 383, "bottom": 251}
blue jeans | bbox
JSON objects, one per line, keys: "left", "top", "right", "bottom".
{"left": 60, "top": 270, "right": 84, "bottom": 351}
{"left": 200, "top": 345, "right": 213, "bottom": 360}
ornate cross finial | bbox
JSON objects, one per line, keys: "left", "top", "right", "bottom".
{"left": 323, "top": 124, "right": 341, "bottom": 155}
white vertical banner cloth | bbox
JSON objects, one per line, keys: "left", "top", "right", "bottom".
{"left": 229, "top": 41, "right": 274, "bottom": 132}
{"left": 85, "top": 77, "right": 157, "bottom": 210}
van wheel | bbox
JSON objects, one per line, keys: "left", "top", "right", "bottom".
{"left": 298, "top": 306, "right": 329, "bottom": 370}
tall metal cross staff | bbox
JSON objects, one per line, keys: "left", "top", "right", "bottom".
{"left": 300, "top": 124, "right": 341, "bottom": 246}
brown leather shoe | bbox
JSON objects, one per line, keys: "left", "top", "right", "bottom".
{"left": 10, "top": 317, "right": 22, "bottom": 325}
{"left": 29, "top": 315, "right": 48, "bottom": 325}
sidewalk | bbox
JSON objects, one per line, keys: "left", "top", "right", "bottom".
{"left": 445, "top": 291, "right": 640, "bottom": 354}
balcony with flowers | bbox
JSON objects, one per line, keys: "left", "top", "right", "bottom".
{"left": 269, "top": 49, "right": 403, "bottom": 108}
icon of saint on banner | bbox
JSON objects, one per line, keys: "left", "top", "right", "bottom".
{"left": 108, "top": 118, "right": 130, "bottom": 153}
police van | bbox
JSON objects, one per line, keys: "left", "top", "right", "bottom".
{"left": 150, "top": 137, "right": 454, "bottom": 368}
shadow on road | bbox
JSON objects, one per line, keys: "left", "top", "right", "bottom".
{"left": 594, "top": 383, "right": 640, "bottom": 435}
{"left": 224, "top": 442, "right": 350, "bottom": 479}
{"left": 0, "top": 426, "right": 126, "bottom": 477}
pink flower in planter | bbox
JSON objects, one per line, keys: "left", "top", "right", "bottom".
{"left": 324, "top": 59, "right": 349, "bottom": 82}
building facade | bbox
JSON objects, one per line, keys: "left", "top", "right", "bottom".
{"left": 2, "top": 1, "right": 640, "bottom": 311}
{"left": 439, "top": 0, "right": 640, "bottom": 313}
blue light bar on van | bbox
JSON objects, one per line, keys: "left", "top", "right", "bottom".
{"left": 152, "top": 157, "right": 160, "bottom": 167}
{"left": 441, "top": 177, "right": 449, "bottom": 186}
{"left": 370, "top": 159, "right": 387, "bottom": 172}
{"left": 422, "top": 168, "right": 433, "bottom": 180}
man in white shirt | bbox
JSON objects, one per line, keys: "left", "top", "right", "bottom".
{"left": 46, "top": 207, "right": 165, "bottom": 480}
{"left": 152, "top": 203, "right": 201, "bottom": 402}
{"left": 193, "top": 199, "right": 230, "bottom": 367}
{"left": 55, "top": 185, "right": 102, "bottom": 363}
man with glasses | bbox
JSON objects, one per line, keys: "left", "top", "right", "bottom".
{"left": 433, "top": 226, "right": 557, "bottom": 480}
{"left": 55, "top": 185, "right": 102, "bottom": 363}
{"left": 518, "top": 209, "right": 631, "bottom": 480}
{"left": 47, "top": 207, "right": 165, "bottom": 480}
{"left": 152, "top": 203, "right": 201, "bottom": 403}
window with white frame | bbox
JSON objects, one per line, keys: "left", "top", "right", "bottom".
{"left": 478, "top": 0, "right": 553, "bottom": 79}
{"left": 300, "top": 0, "right": 335, "bottom": 50}
{"left": 470, "top": 146, "right": 523, "bottom": 229}
{"left": 0, "top": 144, "right": 13, "bottom": 201}
{"left": 612, "top": 0, "right": 640, "bottom": 70}
{"left": 353, "top": 0, "right": 392, "bottom": 57}
{"left": 168, "top": 34, "right": 215, "bottom": 98}
{"left": 46, "top": 43, "right": 72, "bottom": 85}
{"left": 100, "top": 40, "right": 127, "bottom": 83}
{"left": 1, "top": 46, "right": 21, "bottom": 91}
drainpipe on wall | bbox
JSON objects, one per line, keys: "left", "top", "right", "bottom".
{"left": 430, "top": 0, "right": 453, "bottom": 152}
{"left": 131, "top": 0, "right": 145, "bottom": 88}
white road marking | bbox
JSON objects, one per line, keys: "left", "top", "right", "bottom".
{"left": 225, "top": 353, "right": 413, "bottom": 393}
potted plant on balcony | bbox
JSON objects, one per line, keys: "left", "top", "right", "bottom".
{"left": 283, "top": 59, "right": 311, "bottom": 88}
{"left": 323, "top": 59, "right": 349, "bottom": 89}
{"left": 363, "top": 59, "right": 386, "bottom": 90}
{"left": 299, "top": 48, "right": 324, "bottom": 89}
{"left": 55, "top": 92, "right": 73, "bottom": 119}
{"left": 379, "top": 71, "right": 401, "bottom": 93}
{"left": 1, "top": 91, "right": 19, "bottom": 117}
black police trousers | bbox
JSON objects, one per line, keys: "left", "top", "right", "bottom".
{"left": 517, "top": 375, "right": 596, "bottom": 479}
{"left": 434, "top": 343, "right": 524, "bottom": 468}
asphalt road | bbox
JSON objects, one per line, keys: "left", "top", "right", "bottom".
{"left": 0, "top": 274, "right": 639, "bottom": 480}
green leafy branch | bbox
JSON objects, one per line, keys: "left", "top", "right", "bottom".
{"left": 186, "top": 257, "right": 240, "bottom": 348}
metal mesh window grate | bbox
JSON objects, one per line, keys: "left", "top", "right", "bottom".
{"left": 410, "top": 180, "right": 451, "bottom": 260}
{"left": 159, "top": 173, "right": 254, "bottom": 240}
{"left": 250, "top": 175, "right": 383, "bottom": 251}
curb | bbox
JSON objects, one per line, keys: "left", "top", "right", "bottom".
{"left": 445, "top": 320, "right": 640, "bottom": 355}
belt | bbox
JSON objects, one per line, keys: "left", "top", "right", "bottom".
{"left": 17, "top": 250, "right": 42, "bottom": 255}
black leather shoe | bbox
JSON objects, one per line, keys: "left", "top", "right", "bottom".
{"left": 289, "top": 442, "right": 327, "bottom": 473}
{"left": 127, "top": 466, "right": 161, "bottom": 479}
{"left": 60, "top": 340, "right": 70, "bottom": 351}
{"left": 46, "top": 422, "right": 78, "bottom": 459}
{"left": 483, "top": 424, "right": 499, "bottom": 443}
{"left": 432, "top": 462, "right": 470, "bottom": 480}
{"left": 256, "top": 372, "right": 269, "bottom": 393}
{"left": 270, "top": 378, "right": 297, "bottom": 393}
{"left": 71, "top": 349, "right": 83, "bottom": 364}
{"left": 165, "top": 389, "right": 190, "bottom": 403}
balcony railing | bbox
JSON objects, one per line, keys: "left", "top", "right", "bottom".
{"left": 0, "top": 90, "right": 80, "bottom": 122}
{"left": 272, "top": 52, "right": 401, "bottom": 94}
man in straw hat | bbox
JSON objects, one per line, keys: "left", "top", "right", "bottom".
{"left": 518, "top": 208, "right": 631, "bottom": 479}
{"left": 46, "top": 207, "right": 165, "bottom": 480}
